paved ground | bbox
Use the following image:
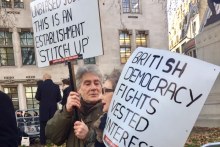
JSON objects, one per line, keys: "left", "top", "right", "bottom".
{"left": 185, "top": 127, "right": 220, "bottom": 147}
{"left": 20, "top": 127, "right": 220, "bottom": 147}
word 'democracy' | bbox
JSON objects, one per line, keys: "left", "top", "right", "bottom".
{"left": 30, "top": 0, "right": 103, "bottom": 67}
{"left": 103, "top": 47, "right": 219, "bottom": 147}
{"left": 125, "top": 51, "right": 201, "bottom": 107}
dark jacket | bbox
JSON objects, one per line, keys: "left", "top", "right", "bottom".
{"left": 93, "top": 113, "right": 107, "bottom": 147}
{"left": 46, "top": 99, "right": 103, "bottom": 147}
{"left": 61, "top": 86, "right": 72, "bottom": 106}
{"left": 35, "top": 79, "right": 62, "bottom": 121}
{"left": 0, "top": 91, "right": 18, "bottom": 147}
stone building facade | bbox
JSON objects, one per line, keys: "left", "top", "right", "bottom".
{"left": 168, "top": 0, "right": 220, "bottom": 127}
{"left": 195, "top": 21, "right": 220, "bottom": 127}
{"left": 0, "top": 0, "right": 168, "bottom": 110}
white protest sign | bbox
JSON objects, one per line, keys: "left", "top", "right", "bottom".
{"left": 103, "top": 47, "right": 220, "bottom": 147}
{"left": 30, "top": 0, "right": 103, "bottom": 67}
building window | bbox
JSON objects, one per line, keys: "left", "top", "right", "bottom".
{"left": 192, "top": 21, "right": 196, "bottom": 36}
{"left": 84, "top": 57, "right": 96, "bottom": 64}
{"left": 122, "top": 0, "right": 140, "bottom": 13}
{"left": 3, "top": 87, "right": 19, "bottom": 110}
{"left": 187, "top": 50, "right": 197, "bottom": 58}
{"left": 14, "top": 0, "right": 24, "bottom": 8}
{"left": 136, "top": 31, "right": 148, "bottom": 47}
{"left": 0, "top": 48, "right": 15, "bottom": 66}
{"left": 0, "top": 30, "right": 14, "bottom": 66}
{"left": 20, "top": 31, "right": 36, "bottom": 65}
{"left": 191, "top": 49, "right": 197, "bottom": 58}
{"left": 119, "top": 30, "right": 131, "bottom": 64}
{"left": 25, "top": 86, "right": 39, "bottom": 109}
{"left": 0, "top": 30, "right": 13, "bottom": 45}
{"left": 1, "top": 0, "right": 24, "bottom": 8}
{"left": 1, "top": 0, "right": 12, "bottom": 8}
{"left": 189, "top": 51, "right": 192, "bottom": 56}
{"left": 176, "top": 48, "right": 180, "bottom": 53}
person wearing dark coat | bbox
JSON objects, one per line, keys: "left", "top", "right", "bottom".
{"left": 35, "top": 73, "right": 62, "bottom": 145}
{"left": 60, "top": 79, "right": 72, "bottom": 106}
{"left": 0, "top": 91, "right": 18, "bottom": 147}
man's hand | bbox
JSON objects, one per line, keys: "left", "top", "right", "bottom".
{"left": 73, "top": 120, "right": 89, "bottom": 139}
{"left": 66, "top": 91, "right": 81, "bottom": 113}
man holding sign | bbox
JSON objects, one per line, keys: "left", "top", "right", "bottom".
{"left": 46, "top": 65, "right": 103, "bottom": 147}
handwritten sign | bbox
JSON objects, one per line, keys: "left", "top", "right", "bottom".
{"left": 30, "top": 0, "right": 103, "bottom": 67}
{"left": 103, "top": 47, "right": 220, "bottom": 147}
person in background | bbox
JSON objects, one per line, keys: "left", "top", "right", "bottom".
{"left": 24, "top": 111, "right": 31, "bottom": 117}
{"left": 36, "top": 80, "right": 43, "bottom": 88}
{"left": 60, "top": 78, "right": 72, "bottom": 106}
{"left": 46, "top": 65, "right": 103, "bottom": 147}
{"left": 33, "top": 111, "right": 38, "bottom": 116}
{"left": 24, "top": 111, "right": 32, "bottom": 122}
{"left": 0, "top": 91, "right": 18, "bottom": 147}
{"left": 35, "top": 73, "right": 62, "bottom": 145}
{"left": 16, "top": 110, "right": 22, "bottom": 117}
{"left": 93, "top": 69, "right": 121, "bottom": 147}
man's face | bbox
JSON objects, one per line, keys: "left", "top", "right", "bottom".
{"left": 78, "top": 72, "right": 102, "bottom": 103}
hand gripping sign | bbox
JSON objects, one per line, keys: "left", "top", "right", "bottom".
{"left": 103, "top": 47, "right": 220, "bottom": 147}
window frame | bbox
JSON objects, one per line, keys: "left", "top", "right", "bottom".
{"left": 1, "top": 0, "right": 24, "bottom": 8}
{"left": 0, "top": 29, "right": 14, "bottom": 66}
{"left": 14, "top": 0, "right": 24, "bottom": 8}
{"left": 3, "top": 86, "right": 19, "bottom": 110}
{"left": 84, "top": 57, "right": 96, "bottom": 64}
{"left": 25, "top": 85, "right": 39, "bottom": 109}
{"left": 122, "top": 0, "right": 140, "bottom": 14}
{"left": 119, "top": 30, "right": 132, "bottom": 64}
{"left": 19, "top": 29, "right": 36, "bottom": 65}
{"left": 136, "top": 30, "right": 148, "bottom": 48}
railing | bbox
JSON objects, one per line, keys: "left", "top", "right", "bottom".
{"left": 15, "top": 109, "right": 40, "bottom": 137}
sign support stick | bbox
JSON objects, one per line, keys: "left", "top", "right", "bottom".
{"left": 67, "top": 61, "right": 81, "bottom": 146}
{"left": 67, "top": 61, "right": 79, "bottom": 120}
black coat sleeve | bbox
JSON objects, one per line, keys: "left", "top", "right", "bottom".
{"left": 35, "top": 85, "right": 41, "bottom": 101}
{"left": 0, "top": 91, "right": 18, "bottom": 147}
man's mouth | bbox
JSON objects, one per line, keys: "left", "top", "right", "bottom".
{"left": 90, "top": 93, "right": 98, "bottom": 96}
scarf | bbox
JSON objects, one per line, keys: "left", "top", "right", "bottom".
{"left": 80, "top": 98, "right": 102, "bottom": 115}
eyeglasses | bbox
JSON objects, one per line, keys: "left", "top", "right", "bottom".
{"left": 102, "top": 87, "right": 114, "bottom": 95}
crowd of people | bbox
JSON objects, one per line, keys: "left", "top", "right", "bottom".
{"left": 0, "top": 64, "right": 121, "bottom": 147}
